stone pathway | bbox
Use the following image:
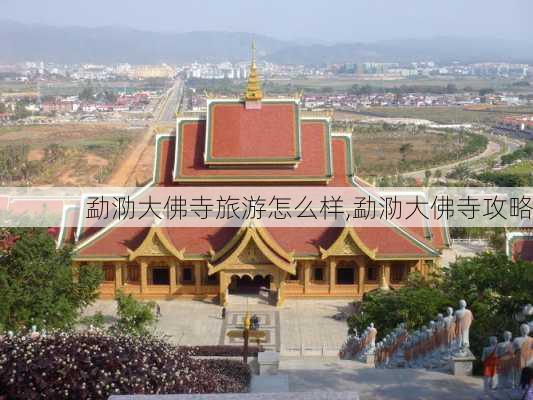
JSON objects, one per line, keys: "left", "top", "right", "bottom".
{"left": 250, "top": 374, "right": 289, "bottom": 393}
{"left": 83, "top": 299, "right": 224, "bottom": 346}
{"left": 282, "top": 358, "right": 483, "bottom": 400}
{"left": 280, "top": 300, "right": 351, "bottom": 356}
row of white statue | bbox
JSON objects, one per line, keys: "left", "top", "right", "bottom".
{"left": 341, "top": 300, "right": 474, "bottom": 365}
{"left": 340, "top": 322, "right": 378, "bottom": 362}
{"left": 480, "top": 304, "right": 533, "bottom": 395}
{"left": 374, "top": 300, "right": 475, "bottom": 371}
{"left": 370, "top": 302, "right": 533, "bottom": 395}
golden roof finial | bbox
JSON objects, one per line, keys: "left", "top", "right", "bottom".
{"left": 244, "top": 40, "right": 263, "bottom": 102}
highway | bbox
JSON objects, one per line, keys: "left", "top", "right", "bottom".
{"left": 107, "top": 78, "right": 184, "bottom": 185}
{"left": 156, "top": 79, "right": 184, "bottom": 122}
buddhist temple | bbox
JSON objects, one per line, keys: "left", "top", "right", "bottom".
{"left": 60, "top": 44, "right": 449, "bottom": 306}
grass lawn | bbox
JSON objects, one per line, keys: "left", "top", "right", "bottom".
{"left": 501, "top": 161, "right": 533, "bottom": 175}
{"left": 354, "top": 106, "right": 533, "bottom": 125}
{"left": 266, "top": 77, "right": 529, "bottom": 92}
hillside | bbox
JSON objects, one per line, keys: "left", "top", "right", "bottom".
{"left": 0, "top": 21, "right": 531, "bottom": 65}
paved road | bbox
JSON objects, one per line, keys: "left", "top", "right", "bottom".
{"left": 158, "top": 79, "right": 184, "bottom": 122}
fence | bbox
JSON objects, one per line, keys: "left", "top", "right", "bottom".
{"left": 280, "top": 343, "right": 340, "bottom": 357}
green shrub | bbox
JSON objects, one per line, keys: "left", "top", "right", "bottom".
{"left": 111, "top": 289, "right": 157, "bottom": 336}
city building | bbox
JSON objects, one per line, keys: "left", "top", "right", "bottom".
{"left": 127, "top": 64, "right": 176, "bottom": 79}
{"left": 61, "top": 46, "right": 449, "bottom": 306}
{"left": 499, "top": 115, "right": 533, "bottom": 135}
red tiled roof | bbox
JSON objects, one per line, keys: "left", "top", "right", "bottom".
{"left": 206, "top": 101, "right": 298, "bottom": 163}
{"left": 173, "top": 120, "right": 330, "bottom": 182}
{"left": 72, "top": 98, "right": 445, "bottom": 259}
{"left": 76, "top": 219, "right": 436, "bottom": 259}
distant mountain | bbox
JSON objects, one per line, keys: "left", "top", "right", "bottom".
{"left": 269, "top": 37, "right": 533, "bottom": 65}
{"left": 0, "top": 21, "right": 288, "bottom": 64}
{"left": 0, "top": 21, "right": 531, "bottom": 65}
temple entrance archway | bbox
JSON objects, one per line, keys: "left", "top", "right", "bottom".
{"left": 229, "top": 274, "right": 271, "bottom": 294}
{"left": 224, "top": 273, "right": 275, "bottom": 305}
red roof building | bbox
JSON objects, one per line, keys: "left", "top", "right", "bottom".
{"left": 507, "top": 230, "right": 533, "bottom": 262}
{"left": 64, "top": 46, "right": 448, "bottom": 305}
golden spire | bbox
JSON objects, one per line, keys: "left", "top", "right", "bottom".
{"left": 244, "top": 40, "right": 263, "bottom": 102}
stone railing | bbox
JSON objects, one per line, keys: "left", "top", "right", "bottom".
{"left": 281, "top": 343, "right": 340, "bottom": 358}
{"left": 481, "top": 304, "right": 533, "bottom": 398}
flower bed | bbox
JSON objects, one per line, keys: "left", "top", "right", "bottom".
{"left": 0, "top": 331, "right": 250, "bottom": 399}
{"left": 182, "top": 345, "right": 264, "bottom": 357}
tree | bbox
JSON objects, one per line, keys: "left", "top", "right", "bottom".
{"left": 440, "top": 253, "right": 533, "bottom": 366}
{"left": 100, "top": 89, "right": 117, "bottom": 104}
{"left": 0, "top": 228, "right": 102, "bottom": 331}
{"left": 347, "top": 273, "right": 449, "bottom": 338}
{"left": 479, "top": 88, "right": 494, "bottom": 97}
{"left": 79, "top": 84, "right": 95, "bottom": 101}
{"left": 44, "top": 143, "right": 67, "bottom": 164}
{"left": 399, "top": 143, "right": 413, "bottom": 162}
{"left": 111, "top": 289, "right": 157, "bottom": 336}
{"left": 14, "top": 101, "right": 30, "bottom": 120}
{"left": 347, "top": 253, "right": 533, "bottom": 372}
{"left": 0, "top": 144, "right": 30, "bottom": 183}
{"left": 446, "top": 163, "right": 472, "bottom": 181}
{"left": 0, "top": 102, "right": 6, "bottom": 113}
{"left": 445, "top": 83, "right": 457, "bottom": 94}
{"left": 434, "top": 169, "right": 442, "bottom": 180}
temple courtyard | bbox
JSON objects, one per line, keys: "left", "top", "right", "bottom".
{"left": 84, "top": 298, "right": 483, "bottom": 399}
{"left": 83, "top": 298, "right": 351, "bottom": 352}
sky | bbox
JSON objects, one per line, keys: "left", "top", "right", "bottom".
{"left": 2, "top": 0, "right": 532, "bottom": 43}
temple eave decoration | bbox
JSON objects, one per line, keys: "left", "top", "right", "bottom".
{"left": 127, "top": 225, "right": 185, "bottom": 262}
{"left": 319, "top": 226, "right": 378, "bottom": 260}
{"left": 207, "top": 222, "right": 296, "bottom": 276}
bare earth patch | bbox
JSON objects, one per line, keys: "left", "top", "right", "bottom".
{"left": 0, "top": 123, "right": 144, "bottom": 186}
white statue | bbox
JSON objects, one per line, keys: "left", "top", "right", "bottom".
{"left": 496, "top": 331, "right": 514, "bottom": 390}
{"left": 443, "top": 307, "right": 456, "bottom": 353}
{"left": 513, "top": 324, "right": 533, "bottom": 386}
{"left": 435, "top": 313, "right": 446, "bottom": 353}
{"left": 453, "top": 300, "right": 473, "bottom": 354}
{"left": 367, "top": 322, "right": 377, "bottom": 351}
